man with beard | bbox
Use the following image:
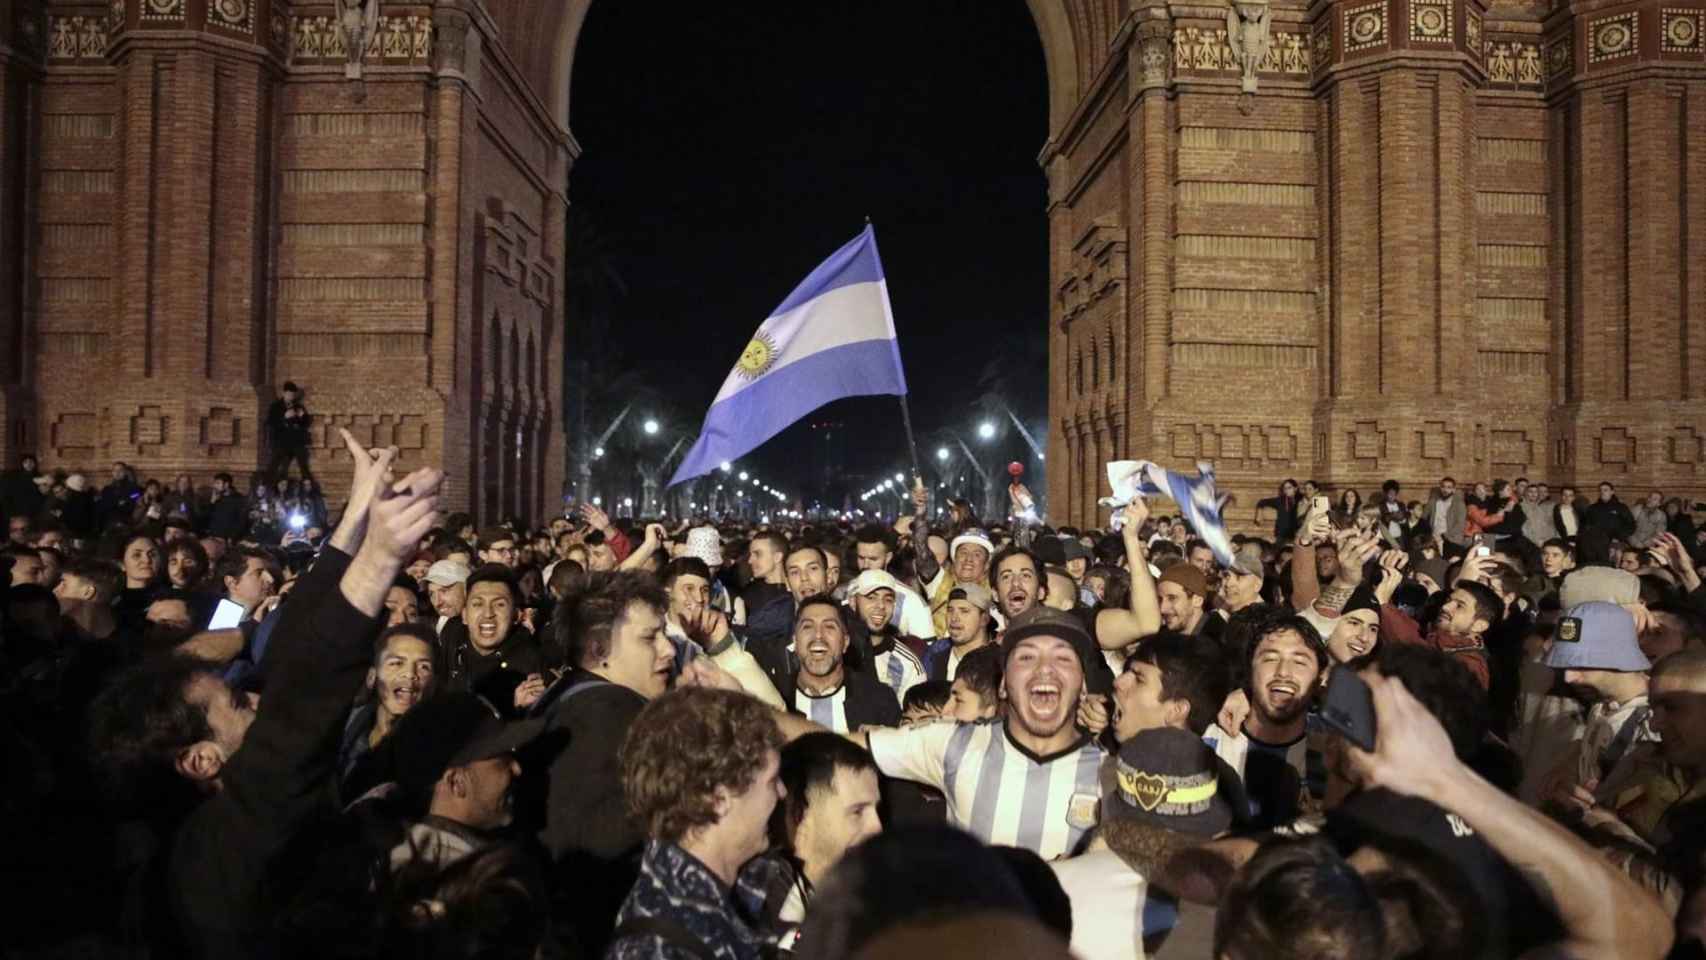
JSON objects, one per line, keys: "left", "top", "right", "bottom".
{"left": 774, "top": 596, "right": 901, "bottom": 734}
{"left": 851, "top": 523, "right": 937, "bottom": 640}
{"left": 1205, "top": 615, "right": 1328, "bottom": 828}
{"left": 1379, "top": 577, "right": 1498, "bottom": 690}
{"left": 1155, "top": 563, "right": 1211, "bottom": 638}
{"left": 339, "top": 623, "right": 439, "bottom": 799}
{"left": 385, "top": 691, "right": 543, "bottom": 871}
{"left": 846, "top": 569, "right": 926, "bottom": 702}
{"left": 841, "top": 613, "right": 1108, "bottom": 860}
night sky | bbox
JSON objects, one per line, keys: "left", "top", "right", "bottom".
{"left": 566, "top": 0, "right": 1050, "bottom": 508}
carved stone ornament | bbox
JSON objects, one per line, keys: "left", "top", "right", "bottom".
{"left": 1225, "top": 0, "right": 1273, "bottom": 94}
{"left": 333, "top": 0, "right": 380, "bottom": 78}
{"left": 1138, "top": 22, "right": 1173, "bottom": 87}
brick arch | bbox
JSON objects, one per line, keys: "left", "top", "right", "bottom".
{"left": 530, "top": 0, "right": 1083, "bottom": 141}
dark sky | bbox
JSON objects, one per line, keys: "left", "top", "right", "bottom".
{"left": 567, "top": 0, "right": 1049, "bottom": 507}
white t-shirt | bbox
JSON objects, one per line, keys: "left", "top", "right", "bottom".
{"left": 868, "top": 720, "right": 1104, "bottom": 860}
{"left": 1051, "top": 849, "right": 1147, "bottom": 960}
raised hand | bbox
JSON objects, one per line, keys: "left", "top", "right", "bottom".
{"left": 1119, "top": 499, "right": 1150, "bottom": 540}
{"left": 365, "top": 467, "right": 444, "bottom": 564}
{"left": 579, "top": 503, "right": 611, "bottom": 533}
{"left": 1342, "top": 673, "right": 1458, "bottom": 799}
{"left": 514, "top": 673, "right": 547, "bottom": 711}
{"left": 678, "top": 655, "right": 742, "bottom": 693}
{"left": 331, "top": 428, "right": 398, "bottom": 552}
{"left": 1076, "top": 693, "right": 1110, "bottom": 737}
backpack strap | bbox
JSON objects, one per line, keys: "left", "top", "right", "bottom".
{"left": 608, "top": 915, "right": 719, "bottom": 960}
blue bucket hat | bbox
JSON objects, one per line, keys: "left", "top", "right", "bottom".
{"left": 1543, "top": 601, "right": 1650, "bottom": 672}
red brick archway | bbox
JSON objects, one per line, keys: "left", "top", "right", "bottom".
{"left": 2, "top": 1, "right": 1702, "bottom": 528}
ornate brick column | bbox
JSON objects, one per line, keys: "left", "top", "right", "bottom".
{"left": 1311, "top": 0, "right": 1498, "bottom": 491}
{"left": 1547, "top": 1, "right": 1706, "bottom": 490}
{"left": 68, "top": 0, "right": 285, "bottom": 481}
{"left": 0, "top": 0, "right": 45, "bottom": 462}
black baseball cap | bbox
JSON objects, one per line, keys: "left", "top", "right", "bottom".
{"left": 389, "top": 692, "right": 544, "bottom": 804}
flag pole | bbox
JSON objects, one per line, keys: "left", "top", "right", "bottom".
{"left": 868, "top": 215, "right": 923, "bottom": 488}
{"left": 898, "top": 395, "right": 922, "bottom": 483}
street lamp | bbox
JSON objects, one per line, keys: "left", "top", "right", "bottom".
{"left": 739, "top": 471, "right": 749, "bottom": 481}
{"left": 893, "top": 472, "right": 904, "bottom": 483}
{"left": 643, "top": 419, "right": 660, "bottom": 435}
{"left": 593, "top": 446, "right": 605, "bottom": 459}
{"left": 978, "top": 421, "right": 996, "bottom": 440}
{"left": 936, "top": 447, "right": 949, "bottom": 461}
{"left": 720, "top": 461, "right": 732, "bottom": 472}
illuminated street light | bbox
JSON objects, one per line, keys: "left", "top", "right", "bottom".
{"left": 592, "top": 496, "right": 602, "bottom": 506}
{"left": 978, "top": 422, "right": 996, "bottom": 440}
{"left": 1037, "top": 452, "right": 1046, "bottom": 461}
{"left": 593, "top": 446, "right": 605, "bottom": 459}
{"left": 643, "top": 419, "right": 659, "bottom": 435}
{"left": 720, "top": 461, "right": 732, "bottom": 472}
{"left": 739, "top": 471, "right": 749, "bottom": 481}
{"left": 936, "top": 447, "right": 949, "bottom": 461}
{"left": 623, "top": 497, "right": 633, "bottom": 507}
{"left": 893, "top": 473, "right": 904, "bottom": 483}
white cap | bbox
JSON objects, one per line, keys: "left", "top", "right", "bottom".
{"left": 424, "top": 559, "right": 470, "bottom": 586}
{"left": 847, "top": 569, "right": 906, "bottom": 598}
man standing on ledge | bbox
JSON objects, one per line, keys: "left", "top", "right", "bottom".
{"left": 268, "top": 381, "right": 313, "bottom": 483}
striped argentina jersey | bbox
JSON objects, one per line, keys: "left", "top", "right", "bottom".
{"left": 795, "top": 686, "right": 850, "bottom": 733}
{"left": 872, "top": 643, "right": 926, "bottom": 704}
{"left": 868, "top": 720, "right": 1105, "bottom": 860}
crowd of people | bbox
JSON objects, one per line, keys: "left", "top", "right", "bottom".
{"left": 1, "top": 430, "right": 1703, "bottom": 959}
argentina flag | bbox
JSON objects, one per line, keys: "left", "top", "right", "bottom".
{"left": 669, "top": 225, "right": 908, "bottom": 487}
{"left": 1100, "top": 460, "right": 1244, "bottom": 572}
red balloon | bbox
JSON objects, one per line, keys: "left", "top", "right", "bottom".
{"left": 1007, "top": 461, "right": 1024, "bottom": 478}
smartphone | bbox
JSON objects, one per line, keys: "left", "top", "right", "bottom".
{"left": 1473, "top": 545, "right": 1492, "bottom": 558}
{"left": 208, "top": 598, "right": 247, "bottom": 630}
{"left": 1319, "top": 667, "right": 1377, "bottom": 752}
{"left": 1312, "top": 495, "right": 1330, "bottom": 514}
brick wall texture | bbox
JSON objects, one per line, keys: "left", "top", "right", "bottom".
{"left": 1, "top": 0, "right": 1702, "bottom": 530}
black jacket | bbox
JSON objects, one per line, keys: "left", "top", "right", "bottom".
{"left": 1582, "top": 497, "right": 1636, "bottom": 540}
{"left": 771, "top": 666, "right": 902, "bottom": 730}
{"left": 164, "top": 545, "right": 375, "bottom": 957}
{"left": 530, "top": 672, "right": 649, "bottom": 954}
{"left": 439, "top": 619, "right": 542, "bottom": 715}
{"left": 205, "top": 492, "right": 249, "bottom": 540}
{"left": 267, "top": 399, "right": 311, "bottom": 449}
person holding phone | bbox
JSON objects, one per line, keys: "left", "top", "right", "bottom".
{"left": 267, "top": 381, "right": 313, "bottom": 484}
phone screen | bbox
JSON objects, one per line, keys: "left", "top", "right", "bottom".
{"left": 1319, "top": 667, "right": 1377, "bottom": 752}
{"left": 208, "top": 598, "right": 246, "bottom": 630}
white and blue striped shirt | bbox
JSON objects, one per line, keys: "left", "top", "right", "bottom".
{"left": 869, "top": 720, "right": 1105, "bottom": 860}
{"left": 873, "top": 643, "right": 926, "bottom": 705}
{"left": 795, "top": 686, "right": 849, "bottom": 733}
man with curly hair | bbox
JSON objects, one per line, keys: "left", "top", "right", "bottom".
{"left": 608, "top": 686, "right": 788, "bottom": 960}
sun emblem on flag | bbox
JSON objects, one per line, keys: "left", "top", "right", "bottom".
{"left": 736, "top": 331, "right": 778, "bottom": 380}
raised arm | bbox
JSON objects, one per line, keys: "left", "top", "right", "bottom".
{"left": 1290, "top": 511, "right": 1328, "bottom": 611}
{"left": 1093, "top": 500, "right": 1161, "bottom": 649}
{"left": 1349, "top": 673, "right": 1675, "bottom": 960}
{"left": 908, "top": 481, "right": 942, "bottom": 588}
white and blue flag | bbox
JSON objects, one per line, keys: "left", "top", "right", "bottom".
{"left": 1100, "top": 460, "right": 1243, "bottom": 572}
{"left": 669, "top": 225, "right": 908, "bottom": 487}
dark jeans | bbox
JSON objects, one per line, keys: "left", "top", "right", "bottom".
{"left": 270, "top": 444, "right": 313, "bottom": 484}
